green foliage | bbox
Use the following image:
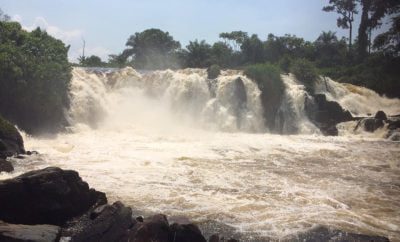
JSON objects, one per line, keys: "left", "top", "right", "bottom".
{"left": 279, "top": 55, "right": 292, "bottom": 74}
{"left": 0, "top": 115, "right": 18, "bottom": 137}
{"left": 79, "top": 55, "right": 106, "bottom": 67}
{"left": 244, "top": 63, "right": 284, "bottom": 130}
{"left": 183, "top": 40, "right": 212, "bottom": 68}
{"left": 0, "top": 21, "right": 71, "bottom": 134}
{"left": 207, "top": 64, "right": 221, "bottom": 79}
{"left": 123, "top": 28, "right": 181, "bottom": 69}
{"left": 314, "top": 31, "right": 347, "bottom": 67}
{"left": 291, "top": 59, "right": 319, "bottom": 94}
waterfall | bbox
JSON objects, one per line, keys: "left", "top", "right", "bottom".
{"left": 67, "top": 67, "right": 264, "bottom": 133}
{"left": 67, "top": 67, "right": 400, "bottom": 136}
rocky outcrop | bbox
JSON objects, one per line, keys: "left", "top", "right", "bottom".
{"left": 0, "top": 158, "right": 13, "bottom": 172}
{"left": 0, "top": 167, "right": 208, "bottom": 242}
{"left": 353, "top": 111, "right": 400, "bottom": 139}
{"left": 0, "top": 221, "right": 61, "bottom": 242}
{"left": 305, "top": 94, "right": 353, "bottom": 135}
{"left": 0, "top": 116, "right": 25, "bottom": 159}
{"left": 0, "top": 167, "right": 106, "bottom": 225}
{"left": 61, "top": 202, "right": 133, "bottom": 242}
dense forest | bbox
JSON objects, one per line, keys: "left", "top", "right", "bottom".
{"left": 0, "top": 0, "right": 399, "bottom": 134}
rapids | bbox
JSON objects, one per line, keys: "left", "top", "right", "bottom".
{"left": 2, "top": 67, "right": 400, "bottom": 240}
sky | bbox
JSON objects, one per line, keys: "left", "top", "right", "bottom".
{"left": 0, "top": 0, "right": 391, "bottom": 62}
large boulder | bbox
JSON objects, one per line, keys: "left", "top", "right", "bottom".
{"left": 0, "top": 167, "right": 106, "bottom": 225}
{"left": 305, "top": 94, "right": 353, "bottom": 135}
{"left": 0, "top": 158, "right": 13, "bottom": 172}
{"left": 169, "top": 223, "right": 206, "bottom": 242}
{"left": 0, "top": 221, "right": 61, "bottom": 242}
{"left": 61, "top": 201, "right": 134, "bottom": 242}
{"left": 129, "top": 214, "right": 170, "bottom": 242}
{"left": 0, "top": 116, "right": 25, "bottom": 159}
{"left": 128, "top": 214, "right": 207, "bottom": 242}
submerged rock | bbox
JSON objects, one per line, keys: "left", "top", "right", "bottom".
{"left": 0, "top": 221, "right": 61, "bottom": 242}
{"left": 0, "top": 167, "right": 106, "bottom": 225}
{"left": 0, "top": 116, "right": 25, "bottom": 158}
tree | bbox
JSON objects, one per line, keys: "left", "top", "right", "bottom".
{"left": 357, "top": 0, "right": 399, "bottom": 59}
{"left": 123, "top": 29, "right": 181, "bottom": 69}
{"left": 314, "top": 31, "right": 347, "bottom": 67}
{"left": 323, "top": 0, "right": 358, "bottom": 49}
{"left": 210, "top": 41, "right": 234, "bottom": 67}
{"left": 0, "top": 8, "right": 10, "bottom": 22}
{"left": 108, "top": 53, "right": 127, "bottom": 67}
{"left": 219, "top": 31, "right": 248, "bottom": 51}
{"left": 79, "top": 55, "right": 104, "bottom": 67}
{"left": 183, "top": 40, "right": 212, "bottom": 68}
{"left": 373, "top": 15, "right": 400, "bottom": 56}
{"left": 240, "top": 34, "right": 264, "bottom": 64}
{"left": 0, "top": 21, "right": 71, "bottom": 133}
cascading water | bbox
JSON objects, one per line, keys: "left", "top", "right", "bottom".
{"left": 2, "top": 67, "right": 400, "bottom": 241}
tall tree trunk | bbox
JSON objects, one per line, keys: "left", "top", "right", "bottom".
{"left": 358, "top": 0, "right": 372, "bottom": 60}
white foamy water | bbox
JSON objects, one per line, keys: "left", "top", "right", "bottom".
{"left": 2, "top": 68, "right": 400, "bottom": 241}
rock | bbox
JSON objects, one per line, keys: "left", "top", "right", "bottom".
{"left": 169, "top": 223, "right": 206, "bottom": 242}
{"left": 354, "top": 118, "right": 385, "bottom": 133}
{"left": 283, "top": 226, "right": 389, "bottom": 242}
{"left": 209, "top": 234, "right": 220, "bottom": 242}
{"left": 0, "top": 116, "right": 25, "bottom": 158}
{"left": 386, "top": 129, "right": 400, "bottom": 141}
{"left": 0, "top": 220, "right": 61, "bottom": 242}
{"left": 61, "top": 201, "right": 133, "bottom": 242}
{"left": 0, "top": 167, "right": 106, "bottom": 225}
{"left": 129, "top": 214, "right": 170, "bottom": 242}
{"left": 0, "top": 158, "right": 13, "bottom": 172}
{"left": 387, "top": 119, "right": 400, "bottom": 130}
{"left": 305, "top": 94, "right": 353, "bottom": 136}
{"left": 207, "top": 65, "right": 221, "bottom": 79}
{"left": 231, "top": 77, "right": 247, "bottom": 129}
{"left": 375, "top": 111, "right": 387, "bottom": 121}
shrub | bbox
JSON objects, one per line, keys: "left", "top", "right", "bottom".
{"left": 0, "top": 21, "right": 71, "bottom": 134}
{"left": 291, "top": 58, "right": 319, "bottom": 94}
{"left": 244, "top": 63, "right": 284, "bottom": 131}
{"left": 207, "top": 64, "right": 221, "bottom": 79}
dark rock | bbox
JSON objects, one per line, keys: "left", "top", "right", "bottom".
{"left": 0, "top": 116, "right": 25, "bottom": 158}
{"left": 209, "top": 234, "right": 220, "bottom": 242}
{"left": 226, "top": 239, "right": 239, "bottom": 242}
{"left": 136, "top": 216, "right": 144, "bottom": 223}
{"left": 61, "top": 201, "right": 133, "bottom": 242}
{"left": 355, "top": 118, "right": 385, "bottom": 133}
{"left": 231, "top": 77, "right": 247, "bottom": 129}
{"left": 207, "top": 65, "right": 221, "bottom": 79}
{"left": 375, "top": 111, "right": 387, "bottom": 121}
{"left": 386, "top": 129, "right": 400, "bottom": 141}
{"left": 129, "top": 214, "right": 170, "bottom": 242}
{"left": 387, "top": 119, "right": 400, "bottom": 130}
{"left": 305, "top": 94, "right": 353, "bottom": 136}
{"left": 0, "top": 167, "right": 106, "bottom": 225}
{"left": 0, "top": 158, "right": 13, "bottom": 172}
{"left": 283, "top": 226, "right": 389, "bottom": 242}
{"left": 169, "top": 223, "right": 206, "bottom": 242}
{"left": 0, "top": 221, "right": 61, "bottom": 242}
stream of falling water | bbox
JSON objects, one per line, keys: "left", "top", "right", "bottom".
{"left": 2, "top": 67, "right": 400, "bottom": 241}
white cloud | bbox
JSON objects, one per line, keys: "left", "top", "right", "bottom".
{"left": 12, "top": 15, "right": 111, "bottom": 62}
